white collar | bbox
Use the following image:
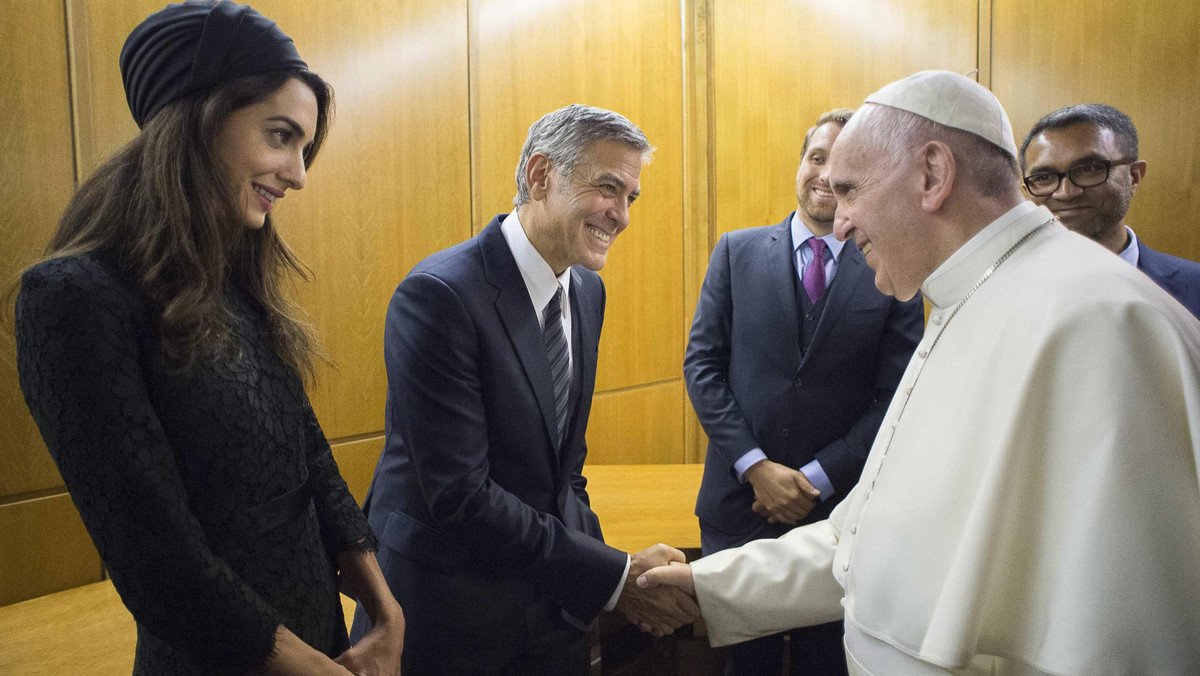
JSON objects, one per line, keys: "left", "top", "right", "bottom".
{"left": 501, "top": 210, "right": 573, "bottom": 318}
{"left": 921, "top": 201, "right": 1054, "bottom": 308}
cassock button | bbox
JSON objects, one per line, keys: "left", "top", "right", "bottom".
{"left": 931, "top": 314, "right": 943, "bottom": 325}
{"left": 843, "top": 563, "right": 850, "bottom": 572}
{"left": 792, "top": 376, "right": 802, "bottom": 389}
{"left": 904, "top": 386, "right": 912, "bottom": 395}
{"left": 851, "top": 525, "right": 857, "bottom": 534}
{"left": 917, "top": 348, "right": 928, "bottom": 358}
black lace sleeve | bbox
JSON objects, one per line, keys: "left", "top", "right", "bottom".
{"left": 15, "top": 258, "right": 280, "bottom": 672}
{"left": 302, "top": 397, "right": 377, "bottom": 556}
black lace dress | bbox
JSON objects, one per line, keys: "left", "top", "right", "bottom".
{"left": 15, "top": 253, "right": 377, "bottom": 675}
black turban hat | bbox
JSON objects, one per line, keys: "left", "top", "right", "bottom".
{"left": 120, "top": 1, "right": 308, "bottom": 128}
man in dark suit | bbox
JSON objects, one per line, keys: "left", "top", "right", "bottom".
{"left": 352, "top": 104, "right": 698, "bottom": 676}
{"left": 1021, "top": 103, "right": 1200, "bottom": 318}
{"left": 685, "top": 108, "right": 924, "bottom": 676}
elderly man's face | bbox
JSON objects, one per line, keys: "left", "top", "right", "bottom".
{"left": 829, "top": 115, "right": 925, "bottom": 301}
{"left": 1022, "top": 123, "right": 1143, "bottom": 243}
{"left": 539, "top": 139, "right": 643, "bottom": 274}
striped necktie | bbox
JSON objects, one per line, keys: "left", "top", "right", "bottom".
{"left": 542, "top": 284, "right": 569, "bottom": 445}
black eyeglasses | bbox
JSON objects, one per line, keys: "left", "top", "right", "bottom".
{"left": 1023, "top": 158, "right": 1138, "bottom": 197}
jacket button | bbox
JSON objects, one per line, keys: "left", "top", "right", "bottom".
{"left": 780, "top": 427, "right": 790, "bottom": 437}
{"left": 792, "top": 376, "right": 802, "bottom": 388}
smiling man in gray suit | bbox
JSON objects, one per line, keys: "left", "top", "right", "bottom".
{"left": 685, "top": 108, "right": 923, "bottom": 676}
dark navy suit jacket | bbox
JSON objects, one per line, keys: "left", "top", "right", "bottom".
{"left": 359, "top": 215, "right": 626, "bottom": 629}
{"left": 1138, "top": 241, "right": 1200, "bottom": 320}
{"left": 685, "top": 215, "right": 924, "bottom": 546}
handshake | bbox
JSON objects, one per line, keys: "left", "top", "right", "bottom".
{"left": 614, "top": 544, "right": 700, "bottom": 637}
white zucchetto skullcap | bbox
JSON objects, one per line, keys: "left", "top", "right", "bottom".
{"left": 864, "top": 70, "right": 1017, "bottom": 158}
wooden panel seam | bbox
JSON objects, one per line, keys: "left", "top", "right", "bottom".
{"left": 977, "top": 0, "right": 993, "bottom": 88}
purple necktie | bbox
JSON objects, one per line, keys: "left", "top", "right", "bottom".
{"left": 803, "top": 238, "right": 827, "bottom": 303}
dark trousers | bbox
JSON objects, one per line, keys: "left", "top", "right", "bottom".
{"left": 701, "top": 520, "right": 849, "bottom": 676}
{"left": 351, "top": 549, "right": 589, "bottom": 676}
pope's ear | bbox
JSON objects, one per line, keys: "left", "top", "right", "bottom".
{"left": 526, "top": 153, "right": 553, "bottom": 201}
{"left": 919, "top": 140, "right": 955, "bottom": 211}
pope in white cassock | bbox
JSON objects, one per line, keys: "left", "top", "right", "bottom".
{"left": 639, "top": 71, "right": 1200, "bottom": 675}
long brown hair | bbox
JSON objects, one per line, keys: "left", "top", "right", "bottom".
{"left": 36, "top": 69, "right": 333, "bottom": 379}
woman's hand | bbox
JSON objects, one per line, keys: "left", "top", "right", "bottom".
{"left": 334, "top": 550, "right": 404, "bottom": 675}
{"left": 333, "top": 611, "right": 404, "bottom": 676}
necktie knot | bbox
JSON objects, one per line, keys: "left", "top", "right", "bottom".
{"left": 809, "top": 237, "right": 827, "bottom": 260}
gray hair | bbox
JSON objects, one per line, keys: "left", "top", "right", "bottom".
{"left": 857, "top": 104, "right": 1020, "bottom": 199}
{"left": 513, "top": 104, "right": 653, "bottom": 208}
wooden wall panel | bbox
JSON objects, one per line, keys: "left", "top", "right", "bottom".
{"left": 330, "top": 435, "right": 385, "bottom": 506}
{"left": 0, "top": 495, "right": 102, "bottom": 607}
{"left": 255, "top": 0, "right": 472, "bottom": 440}
{"left": 0, "top": 0, "right": 76, "bottom": 499}
{"left": 710, "top": 0, "right": 978, "bottom": 240}
{"left": 991, "top": 0, "right": 1200, "bottom": 262}
{"left": 586, "top": 381, "right": 684, "bottom": 464}
{"left": 471, "top": 0, "right": 685, "bottom": 394}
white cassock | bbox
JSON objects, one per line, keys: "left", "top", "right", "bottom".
{"left": 691, "top": 202, "right": 1200, "bottom": 675}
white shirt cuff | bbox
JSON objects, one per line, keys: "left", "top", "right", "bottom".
{"left": 603, "top": 554, "right": 632, "bottom": 611}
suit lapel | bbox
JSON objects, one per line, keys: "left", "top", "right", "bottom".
{"left": 560, "top": 270, "right": 596, "bottom": 472}
{"left": 481, "top": 218, "right": 561, "bottom": 449}
{"left": 765, "top": 218, "right": 802, "bottom": 355}
{"left": 803, "top": 239, "right": 868, "bottom": 364}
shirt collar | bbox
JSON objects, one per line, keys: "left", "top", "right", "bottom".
{"left": 921, "top": 201, "right": 1054, "bottom": 308}
{"left": 1118, "top": 225, "right": 1140, "bottom": 268}
{"left": 790, "top": 211, "right": 846, "bottom": 260}
{"left": 501, "top": 210, "right": 572, "bottom": 317}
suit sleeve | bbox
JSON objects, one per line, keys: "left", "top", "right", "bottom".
{"left": 684, "top": 234, "right": 762, "bottom": 470}
{"left": 812, "top": 293, "right": 923, "bottom": 493}
{"left": 385, "top": 271, "right": 626, "bottom": 623}
{"left": 14, "top": 261, "right": 279, "bottom": 672}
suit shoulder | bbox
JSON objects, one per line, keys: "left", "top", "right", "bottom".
{"left": 1143, "top": 245, "right": 1200, "bottom": 278}
{"left": 410, "top": 236, "right": 482, "bottom": 279}
{"left": 724, "top": 223, "right": 784, "bottom": 248}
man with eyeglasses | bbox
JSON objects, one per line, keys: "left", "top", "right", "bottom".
{"left": 1020, "top": 103, "right": 1200, "bottom": 318}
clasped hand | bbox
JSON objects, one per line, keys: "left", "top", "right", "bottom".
{"left": 615, "top": 544, "right": 700, "bottom": 637}
{"left": 745, "top": 459, "right": 820, "bottom": 525}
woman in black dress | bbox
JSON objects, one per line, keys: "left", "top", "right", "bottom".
{"left": 14, "top": 2, "right": 402, "bottom": 674}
